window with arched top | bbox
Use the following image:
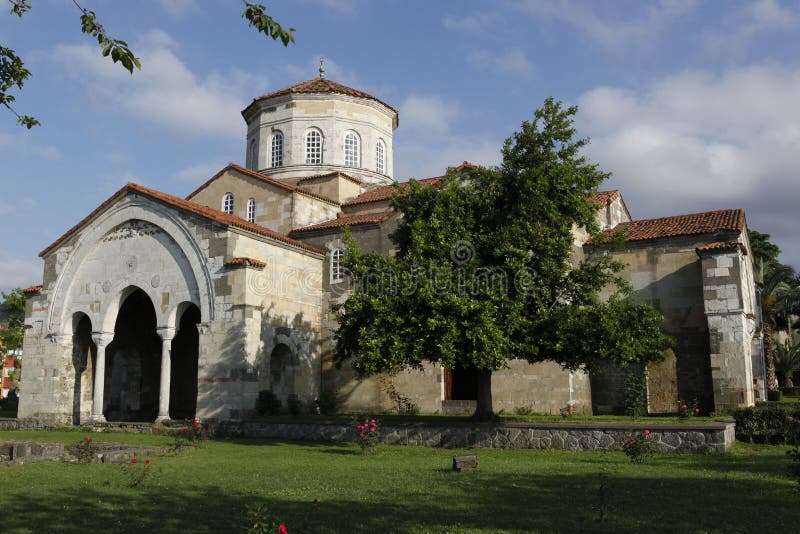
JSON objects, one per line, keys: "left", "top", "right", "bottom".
{"left": 376, "top": 139, "right": 385, "bottom": 175}
{"left": 344, "top": 131, "right": 360, "bottom": 168}
{"left": 306, "top": 129, "right": 323, "bottom": 164}
{"left": 222, "top": 193, "right": 234, "bottom": 214}
{"left": 247, "top": 198, "right": 255, "bottom": 223}
{"left": 330, "top": 248, "right": 345, "bottom": 283}
{"left": 249, "top": 139, "right": 257, "bottom": 170}
{"left": 271, "top": 131, "right": 283, "bottom": 167}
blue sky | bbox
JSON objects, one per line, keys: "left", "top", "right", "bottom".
{"left": 2, "top": 0, "right": 800, "bottom": 292}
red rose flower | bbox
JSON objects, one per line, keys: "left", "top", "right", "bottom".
{"left": 644, "top": 429, "right": 650, "bottom": 436}
{"left": 85, "top": 435, "right": 91, "bottom": 441}
{"left": 193, "top": 421, "right": 200, "bottom": 428}
{"left": 132, "top": 458, "right": 138, "bottom": 464}
{"left": 278, "top": 524, "right": 288, "bottom": 534}
{"left": 145, "top": 458, "right": 150, "bottom": 465}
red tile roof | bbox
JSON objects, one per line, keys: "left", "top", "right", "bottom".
{"left": 40, "top": 183, "right": 325, "bottom": 257}
{"left": 290, "top": 211, "right": 399, "bottom": 234}
{"left": 4, "top": 356, "right": 16, "bottom": 368}
{"left": 342, "top": 177, "right": 445, "bottom": 207}
{"left": 2, "top": 377, "right": 11, "bottom": 389}
{"left": 243, "top": 77, "right": 398, "bottom": 117}
{"left": 592, "top": 190, "right": 621, "bottom": 207}
{"left": 224, "top": 257, "right": 267, "bottom": 268}
{"left": 186, "top": 163, "right": 339, "bottom": 205}
{"left": 696, "top": 242, "right": 748, "bottom": 255}
{"left": 296, "top": 172, "right": 365, "bottom": 187}
{"left": 21, "top": 285, "right": 42, "bottom": 295}
{"left": 601, "top": 208, "right": 745, "bottom": 242}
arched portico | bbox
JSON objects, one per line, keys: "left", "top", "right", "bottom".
{"left": 71, "top": 312, "right": 95, "bottom": 424}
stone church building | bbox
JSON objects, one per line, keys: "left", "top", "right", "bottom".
{"left": 19, "top": 75, "right": 764, "bottom": 424}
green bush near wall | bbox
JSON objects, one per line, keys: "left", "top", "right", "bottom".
{"left": 733, "top": 402, "right": 800, "bottom": 443}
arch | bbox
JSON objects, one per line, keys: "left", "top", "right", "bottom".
{"left": 222, "top": 192, "right": 234, "bottom": 214}
{"left": 170, "top": 302, "right": 201, "bottom": 419}
{"left": 376, "top": 138, "right": 386, "bottom": 175}
{"left": 248, "top": 139, "right": 258, "bottom": 170}
{"left": 271, "top": 131, "right": 284, "bottom": 167}
{"left": 269, "top": 343, "right": 297, "bottom": 403}
{"left": 47, "top": 199, "right": 214, "bottom": 335}
{"left": 305, "top": 128, "right": 323, "bottom": 164}
{"left": 71, "top": 312, "right": 95, "bottom": 425}
{"left": 344, "top": 131, "right": 360, "bottom": 168}
{"left": 105, "top": 287, "right": 161, "bottom": 422}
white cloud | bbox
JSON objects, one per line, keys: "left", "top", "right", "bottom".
{"left": 399, "top": 94, "right": 461, "bottom": 136}
{"left": 51, "top": 32, "right": 265, "bottom": 138}
{"left": 0, "top": 256, "right": 42, "bottom": 293}
{"left": 705, "top": 0, "right": 800, "bottom": 53}
{"left": 467, "top": 48, "right": 534, "bottom": 79}
{"left": 173, "top": 162, "right": 225, "bottom": 184}
{"left": 576, "top": 63, "right": 800, "bottom": 267}
{"left": 515, "top": 0, "right": 697, "bottom": 50}
{"left": 33, "top": 146, "right": 59, "bottom": 159}
{"left": 159, "top": 0, "right": 198, "bottom": 18}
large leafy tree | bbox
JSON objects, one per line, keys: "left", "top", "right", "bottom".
{"left": 2, "top": 1, "right": 294, "bottom": 128}
{"left": 0, "top": 288, "right": 26, "bottom": 352}
{"left": 334, "top": 98, "right": 673, "bottom": 419}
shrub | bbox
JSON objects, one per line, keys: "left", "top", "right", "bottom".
{"left": 170, "top": 419, "right": 209, "bottom": 451}
{"left": 514, "top": 406, "right": 535, "bottom": 416}
{"left": 123, "top": 457, "right": 154, "bottom": 489}
{"left": 72, "top": 435, "right": 99, "bottom": 463}
{"left": 623, "top": 371, "right": 647, "bottom": 418}
{"left": 677, "top": 399, "right": 700, "bottom": 419}
{"left": 256, "top": 390, "right": 281, "bottom": 416}
{"left": 315, "top": 388, "right": 341, "bottom": 416}
{"left": 787, "top": 416, "right": 800, "bottom": 490}
{"left": 622, "top": 429, "right": 655, "bottom": 464}
{"left": 560, "top": 403, "right": 577, "bottom": 418}
{"left": 733, "top": 403, "right": 800, "bottom": 443}
{"left": 355, "top": 417, "right": 379, "bottom": 453}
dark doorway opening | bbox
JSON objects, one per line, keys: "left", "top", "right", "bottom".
{"left": 71, "top": 313, "right": 95, "bottom": 425}
{"left": 170, "top": 304, "right": 200, "bottom": 420}
{"left": 445, "top": 366, "right": 479, "bottom": 400}
{"left": 105, "top": 288, "right": 161, "bottom": 422}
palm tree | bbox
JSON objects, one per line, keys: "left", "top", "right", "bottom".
{"left": 756, "top": 259, "right": 797, "bottom": 392}
{"left": 774, "top": 328, "right": 800, "bottom": 388}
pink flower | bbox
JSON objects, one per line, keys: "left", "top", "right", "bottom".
{"left": 682, "top": 404, "right": 688, "bottom": 409}
{"left": 278, "top": 524, "right": 288, "bottom": 534}
{"left": 695, "top": 408, "right": 700, "bottom": 414}
{"left": 571, "top": 404, "right": 576, "bottom": 410}
{"left": 644, "top": 429, "right": 650, "bottom": 436}
{"left": 85, "top": 435, "right": 91, "bottom": 442}
{"left": 370, "top": 419, "right": 376, "bottom": 424}
{"left": 145, "top": 458, "right": 150, "bottom": 465}
{"left": 132, "top": 458, "right": 138, "bottom": 464}
{"left": 359, "top": 433, "right": 365, "bottom": 439}
{"left": 627, "top": 437, "right": 634, "bottom": 444}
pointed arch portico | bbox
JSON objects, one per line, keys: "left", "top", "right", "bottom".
{"left": 46, "top": 196, "right": 215, "bottom": 336}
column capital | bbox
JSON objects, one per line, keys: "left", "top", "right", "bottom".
{"left": 156, "top": 326, "right": 176, "bottom": 342}
{"left": 91, "top": 331, "right": 114, "bottom": 347}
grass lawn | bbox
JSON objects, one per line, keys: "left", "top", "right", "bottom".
{"left": 1, "top": 429, "right": 798, "bottom": 533}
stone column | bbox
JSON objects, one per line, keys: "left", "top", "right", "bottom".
{"left": 89, "top": 332, "right": 114, "bottom": 423}
{"left": 156, "top": 327, "right": 176, "bottom": 422}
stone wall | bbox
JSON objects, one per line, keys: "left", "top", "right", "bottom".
{"left": 211, "top": 419, "right": 736, "bottom": 453}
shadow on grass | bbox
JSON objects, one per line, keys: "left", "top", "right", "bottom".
{"left": 3, "top": 467, "right": 798, "bottom": 533}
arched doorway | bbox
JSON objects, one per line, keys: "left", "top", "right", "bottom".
{"left": 269, "top": 343, "right": 296, "bottom": 405}
{"left": 169, "top": 304, "right": 201, "bottom": 419}
{"left": 105, "top": 288, "right": 161, "bottom": 421}
{"left": 71, "top": 313, "right": 95, "bottom": 425}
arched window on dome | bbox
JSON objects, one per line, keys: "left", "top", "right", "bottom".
{"left": 247, "top": 198, "right": 256, "bottom": 223}
{"left": 344, "top": 131, "right": 360, "bottom": 168}
{"left": 306, "top": 128, "right": 323, "bottom": 165}
{"left": 330, "top": 248, "right": 345, "bottom": 283}
{"left": 376, "top": 139, "right": 386, "bottom": 175}
{"left": 271, "top": 131, "right": 283, "bottom": 167}
{"left": 222, "top": 193, "right": 234, "bottom": 214}
{"left": 248, "top": 139, "right": 258, "bottom": 170}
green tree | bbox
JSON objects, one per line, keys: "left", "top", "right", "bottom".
{"left": 751, "top": 230, "right": 800, "bottom": 392}
{"left": 334, "top": 99, "right": 673, "bottom": 419}
{"left": 2, "top": 1, "right": 294, "bottom": 128}
{"left": 0, "top": 288, "right": 26, "bottom": 352}
{"left": 774, "top": 328, "right": 800, "bottom": 388}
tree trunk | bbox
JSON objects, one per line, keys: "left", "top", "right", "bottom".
{"left": 786, "top": 375, "right": 794, "bottom": 389}
{"left": 473, "top": 369, "right": 495, "bottom": 421}
{"left": 764, "top": 324, "right": 780, "bottom": 391}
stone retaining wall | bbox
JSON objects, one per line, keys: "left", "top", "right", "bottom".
{"left": 212, "top": 419, "right": 736, "bottom": 453}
